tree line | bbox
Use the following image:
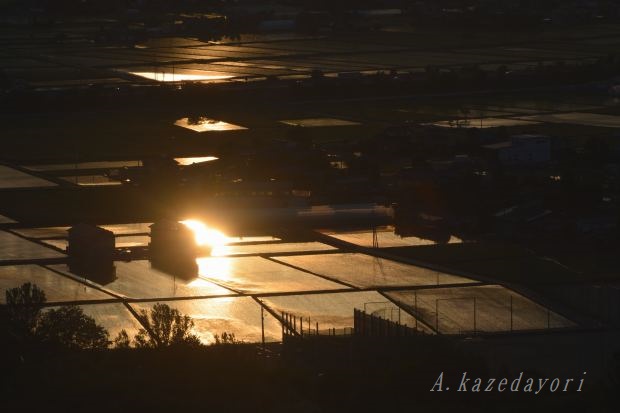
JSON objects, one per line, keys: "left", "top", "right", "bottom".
{"left": 0, "top": 282, "right": 238, "bottom": 351}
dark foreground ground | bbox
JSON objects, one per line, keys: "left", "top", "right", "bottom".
{"left": 2, "top": 336, "right": 617, "bottom": 413}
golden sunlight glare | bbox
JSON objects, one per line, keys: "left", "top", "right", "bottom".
{"left": 180, "top": 219, "right": 229, "bottom": 248}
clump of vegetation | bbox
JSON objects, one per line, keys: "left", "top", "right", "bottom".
{"left": 112, "top": 329, "right": 131, "bottom": 349}
{"left": 115, "top": 302, "right": 202, "bottom": 349}
{"left": 2, "top": 283, "right": 222, "bottom": 351}
{"left": 35, "top": 305, "right": 109, "bottom": 350}
{"left": 213, "top": 331, "right": 241, "bottom": 345}
{"left": 3, "top": 282, "right": 109, "bottom": 350}
{"left": 5, "top": 282, "right": 46, "bottom": 334}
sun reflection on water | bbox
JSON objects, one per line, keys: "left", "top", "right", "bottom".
{"left": 129, "top": 71, "right": 233, "bottom": 82}
{"left": 196, "top": 257, "right": 232, "bottom": 283}
{"left": 180, "top": 220, "right": 233, "bottom": 284}
{"left": 180, "top": 220, "right": 229, "bottom": 248}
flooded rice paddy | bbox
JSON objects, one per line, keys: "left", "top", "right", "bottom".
{"left": 174, "top": 156, "right": 218, "bottom": 165}
{"left": 196, "top": 256, "right": 347, "bottom": 294}
{"left": 4, "top": 26, "right": 620, "bottom": 89}
{"left": 24, "top": 160, "right": 142, "bottom": 172}
{"left": 174, "top": 117, "right": 247, "bottom": 132}
{"left": 0, "top": 221, "right": 582, "bottom": 343}
{"left": 323, "top": 228, "right": 463, "bottom": 248}
{"left": 0, "top": 231, "right": 65, "bottom": 261}
{"left": 272, "top": 253, "right": 473, "bottom": 288}
{"left": 0, "top": 214, "right": 16, "bottom": 224}
{"left": 0, "top": 264, "right": 110, "bottom": 303}
{"left": 49, "top": 260, "right": 233, "bottom": 299}
{"left": 280, "top": 118, "right": 361, "bottom": 127}
{"left": 386, "top": 285, "right": 575, "bottom": 334}
{"left": 0, "top": 165, "right": 57, "bottom": 189}
{"left": 59, "top": 175, "right": 122, "bottom": 186}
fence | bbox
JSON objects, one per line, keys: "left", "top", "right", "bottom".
{"left": 280, "top": 311, "right": 354, "bottom": 339}
{"left": 280, "top": 308, "right": 419, "bottom": 341}
{"left": 280, "top": 291, "right": 569, "bottom": 342}
{"left": 353, "top": 309, "right": 419, "bottom": 337}
{"left": 403, "top": 291, "right": 569, "bottom": 335}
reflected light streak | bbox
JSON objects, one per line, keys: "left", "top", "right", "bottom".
{"left": 174, "top": 117, "right": 247, "bottom": 132}
{"left": 174, "top": 156, "right": 219, "bottom": 166}
{"left": 180, "top": 219, "right": 229, "bottom": 248}
{"left": 197, "top": 257, "right": 233, "bottom": 283}
{"left": 130, "top": 72, "right": 233, "bottom": 82}
{"left": 186, "top": 278, "right": 218, "bottom": 288}
{"left": 181, "top": 219, "right": 234, "bottom": 284}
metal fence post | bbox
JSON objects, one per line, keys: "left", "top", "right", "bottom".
{"left": 473, "top": 297, "right": 477, "bottom": 335}
{"left": 510, "top": 295, "right": 513, "bottom": 332}
{"left": 414, "top": 291, "right": 418, "bottom": 330}
{"left": 435, "top": 298, "right": 439, "bottom": 333}
{"left": 261, "top": 306, "right": 265, "bottom": 350}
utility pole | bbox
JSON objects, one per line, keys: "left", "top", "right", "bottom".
{"left": 372, "top": 226, "right": 378, "bottom": 248}
{"left": 261, "top": 306, "right": 265, "bottom": 350}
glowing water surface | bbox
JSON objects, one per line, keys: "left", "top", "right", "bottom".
{"left": 180, "top": 220, "right": 229, "bottom": 249}
{"left": 179, "top": 219, "right": 284, "bottom": 256}
{"left": 129, "top": 71, "right": 233, "bottom": 82}
{"left": 130, "top": 297, "right": 281, "bottom": 344}
{"left": 0, "top": 265, "right": 110, "bottom": 303}
{"left": 174, "top": 117, "right": 247, "bottom": 132}
{"left": 196, "top": 256, "right": 347, "bottom": 294}
{"left": 174, "top": 156, "right": 219, "bottom": 165}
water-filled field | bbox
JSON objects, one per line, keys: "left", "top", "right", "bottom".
{"left": 323, "top": 228, "right": 463, "bottom": 248}
{"left": 272, "top": 253, "right": 474, "bottom": 288}
{"left": 386, "top": 285, "right": 576, "bottom": 334}
{"left": 130, "top": 297, "right": 282, "bottom": 344}
{"left": 0, "top": 231, "right": 65, "bottom": 261}
{"left": 0, "top": 165, "right": 57, "bottom": 188}
{"left": 197, "top": 256, "right": 348, "bottom": 294}
{"left": 49, "top": 260, "right": 234, "bottom": 299}
{"left": 0, "top": 224, "right": 582, "bottom": 343}
{"left": 0, "top": 264, "right": 110, "bottom": 303}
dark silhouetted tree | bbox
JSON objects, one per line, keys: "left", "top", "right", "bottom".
{"left": 5, "top": 282, "right": 46, "bottom": 335}
{"left": 4, "top": 283, "right": 111, "bottom": 350}
{"left": 35, "top": 305, "right": 109, "bottom": 350}
{"left": 113, "top": 329, "right": 131, "bottom": 349}
{"left": 213, "top": 332, "right": 240, "bottom": 345}
{"left": 134, "top": 303, "right": 201, "bottom": 348}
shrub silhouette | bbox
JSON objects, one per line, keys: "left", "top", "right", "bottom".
{"left": 113, "top": 329, "right": 131, "bottom": 349}
{"left": 213, "top": 332, "right": 241, "bottom": 345}
{"left": 3, "top": 283, "right": 109, "bottom": 350}
{"left": 35, "top": 306, "right": 109, "bottom": 350}
{"left": 5, "top": 282, "right": 46, "bottom": 334}
{"left": 3, "top": 284, "right": 206, "bottom": 350}
{"left": 133, "top": 303, "right": 202, "bottom": 348}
